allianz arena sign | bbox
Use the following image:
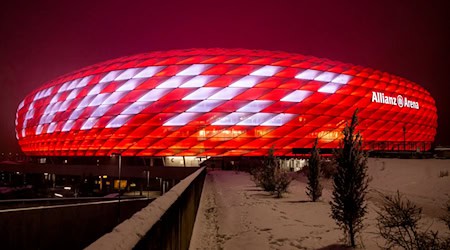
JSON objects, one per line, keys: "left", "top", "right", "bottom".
{"left": 371, "top": 92, "right": 420, "bottom": 109}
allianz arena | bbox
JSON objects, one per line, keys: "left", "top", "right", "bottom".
{"left": 15, "top": 48, "right": 437, "bottom": 157}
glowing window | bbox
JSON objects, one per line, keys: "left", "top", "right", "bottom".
{"left": 116, "top": 78, "right": 145, "bottom": 91}
{"left": 156, "top": 76, "right": 190, "bottom": 88}
{"left": 331, "top": 74, "right": 352, "bottom": 84}
{"left": 315, "top": 72, "right": 337, "bottom": 82}
{"left": 295, "top": 69, "right": 321, "bottom": 80}
{"left": 250, "top": 65, "right": 283, "bottom": 76}
{"left": 261, "top": 113, "right": 297, "bottom": 126}
{"left": 230, "top": 76, "right": 265, "bottom": 88}
{"left": 137, "top": 89, "right": 172, "bottom": 102}
{"left": 106, "top": 115, "right": 131, "bottom": 128}
{"left": 237, "top": 113, "right": 276, "bottom": 126}
{"left": 115, "top": 68, "right": 143, "bottom": 81}
{"left": 318, "top": 82, "right": 341, "bottom": 94}
{"left": 62, "top": 120, "right": 75, "bottom": 132}
{"left": 237, "top": 100, "right": 273, "bottom": 112}
{"left": 81, "top": 117, "right": 98, "bottom": 130}
{"left": 121, "top": 102, "right": 152, "bottom": 115}
{"left": 280, "top": 90, "right": 312, "bottom": 102}
{"left": 179, "top": 75, "right": 216, "bottom": 88}
{"left": 182, "top": 87, "right": 221, "bottom": 100}
{"left": 208, "top": 88, "right": 246, "bottom": 100}
{"left": 212, "top": 112, "right": 251, "bottom": 126}
{"left": 133, "top": 66, "right": 165, "bottom": 78}
{"left": 176, "top": 64, "right": 212, "bottom": 76}
{"left": 163, "top": 112, "right": 199, "bottom": 126}
{"left": 187, "top": 100, "right": 225, "bottom": 112}
{"left": 100, "top": 70, "right": 124, "bottom": 83}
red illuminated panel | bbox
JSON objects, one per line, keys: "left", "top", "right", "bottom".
{"left": 15, "top": 48, "right": 437, "bottom": 156}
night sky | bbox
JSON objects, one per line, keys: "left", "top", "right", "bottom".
{"left": 1, "top": 1, "right": 449, "bottom": 153}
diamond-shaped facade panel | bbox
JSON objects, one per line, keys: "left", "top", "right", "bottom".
{"left": 15, "top": 49, "right": 437, "bottom": 156}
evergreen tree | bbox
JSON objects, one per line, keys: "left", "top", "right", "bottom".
{"left": 306, "top": 137, "right": 322, "bottom": 202}
{"left": 330, "top": 109, "right": 369, "bottom": 247}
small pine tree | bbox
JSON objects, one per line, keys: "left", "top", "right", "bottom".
{"left": 306, "top": 137, "right": 322, "bottom": 202}
{"left": 259, "top": 147, "right": 277, "bottom": 192}
{"left": 330, "top": 109, "right": 369, "bottom": 247}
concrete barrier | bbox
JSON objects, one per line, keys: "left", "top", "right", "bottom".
{"left": 86, "top": 167, "right": 206, "bottom": 250}
{"left": 0, "top": 198, "right": 152, "bottom": 250}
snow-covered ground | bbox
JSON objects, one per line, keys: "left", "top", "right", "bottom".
{"left": 189, "top": 158, "right": 450, "bottom": 249}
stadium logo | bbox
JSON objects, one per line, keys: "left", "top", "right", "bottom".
{"left": 371, "top": 92, "right": 419, "bottom": 109}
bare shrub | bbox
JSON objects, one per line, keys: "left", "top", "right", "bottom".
{"left": 439, "top": 170, "right": 449, "bottom": 178}
{"left": 376, "top": 191, "right": 450, "bottom": 249}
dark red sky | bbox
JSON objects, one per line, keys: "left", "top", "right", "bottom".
{"left": 1, "top": 0, "right": 449, "bottom": 153}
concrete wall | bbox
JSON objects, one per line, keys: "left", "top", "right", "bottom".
{"left": 86, "top": 167, "right": 206, "bottom": 250}
{"left": 0, "top": 198, "right": 152, "bottom": 250}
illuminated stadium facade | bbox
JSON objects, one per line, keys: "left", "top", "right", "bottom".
{"left": 15, "top": 49, "right": 437, "bottom": 157}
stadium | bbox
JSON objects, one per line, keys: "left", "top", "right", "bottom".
{"left": 15, "top": 48, "right": 437, "bottom": 158}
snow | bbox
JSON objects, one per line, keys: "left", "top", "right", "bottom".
{"left": 189, "top": 159, "right": 450, "bottom": 249}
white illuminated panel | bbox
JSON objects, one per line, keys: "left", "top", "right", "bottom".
{"left": 182, "top": 87, "right": 221, "bottom": 100}
{"left": 261, "top": 113, "right": 297, "bottom": 126}
{"left": 176, "top": 64, "right": 212, "bottom": 76}
{"left": 295, "top": 69, "right": 320, "bottom": 80}
{"left": 62, "top": 120, "right": 75, "bottom": 132}
{"left": 58, "top": 100, "right": 73, "bottom": 112}
{"left": 212, "top": 113, "right": 251, "bottom": 126}
{"left": 50, "top": 102, "right": 62, "bottom": 115}
{"left": 315, "top": 72, "right": 337, "bottom": 82}
{"left": 156, "top": 76, "right": 190, "bottom": 88}
{"left": 208, "top": 88, "right": 246, "bottom": 100}
{"left": 331, "top": 74, "right": 352, "bottom": 84}
{"left": 179, "top": 75, "right": 216, "bottom": 88}
{"left": 47, "top": 122, "right": 57, "bottom": 133}
{"left": 87, "top": 82, "right": 108, "bottom": 96}
{"left": 69, "top": 108, "right": 84, "bottom": 120}
{"left": 35, "top": 125, "right": 43, "bottom": 135}
{"left": 230, "top": 76, "right": 265, "bottom": 88}
{"left": 116, "top": 78, "right": 145, "bottom": 91}
{"left": 102, "top": 92, "right": 127, "bottom": 105}
{"left": 88, "top": 93, "right": 111, "bottom": 107}
{"left": 77, "top": 96, "right": 96, "bottom": 109}
{"left": 121, "top": 102, "right": 152, "bottom": 115}
{"left": 66, "top": 89, "right": 80, "bottom": 100}
{"left": 163, "top": 113, "right": 200, "bottom": 126}
{"left": 137, "top": 89, "right": 172, "bottom": 102}
{"left": 81, "top": 117, "right": 98, "bottom": 130}
{"left": 187, "top": 100, "right": 225, "bottom": 112}
{"left": 237, "top": 100, "right": 273, "bottom": 112}
{"left": 50, "top": 93, "right": 61, "bottom": 104}
{"left": 66, "top": 80, "right": 79, "bottom": 91}
{"left": 318, "top": 82, "right": 341, "bottom": 94}
{"left": 133, "top": 66, "right": 165, "bottom": 78}
{"left": 76, "top": 76, "right": 93, "bottom": 88}
{"left": 100, "top": 70, "right": 124, "bottom": 83}
{"left": 106, "top": 115, "right": 131, "bottom": 128}
{"left": 280, "top": 90, "right": 312, "bottom": 102}
{"left": 91, "top": 105, "right": 112, "bottom": 117}
{"left": 57, "top": 82, "right": 70, "bottom": 93}
{"left": 115, "top": 68, "right": 143, "bottom": 81}
{"left": 18, "top": 100, "right": 25, "bottom": 110}
{"left": 250, "top": 65, "right": 283, "bottom": 77}
{"left": 237, "top": 113, "right": 276, "bottom": 126}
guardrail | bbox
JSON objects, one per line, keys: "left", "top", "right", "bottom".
{"left": 86, "top": 167, "right": 206, "bottom": 250}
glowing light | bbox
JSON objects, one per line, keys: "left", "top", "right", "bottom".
{"left": 280, "top": 90, "right": 312, "bottom": 102}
